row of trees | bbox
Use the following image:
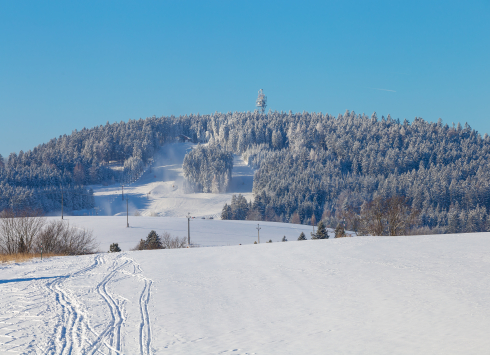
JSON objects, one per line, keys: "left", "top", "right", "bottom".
{"left": 0, "top": 210, "right": 98, "bottom": 255}
{"left": 214, "top": 111, "right": 490, "bottom": 234}
{"left": 222, "top": 193, "right": 430, "bottom": 236}
{"left": 4, "top": 108, "right": 490, "bottom": 233}
{"left": 133, "top": 230, "right": 187, "bottom": 250}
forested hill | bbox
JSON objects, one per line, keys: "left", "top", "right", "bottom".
{"left": 0, "top": 116, "right": 200, "bottom": 213}
{"left": 213, "top": 111, "right": 490, "bottom": 234}
{"left": 1, "top": 110, "right": 489, "bottom": 235}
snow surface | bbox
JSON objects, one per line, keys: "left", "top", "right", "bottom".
{"left": 86, "top": 142, "right": 254, "bottom": 219}
{"left": 1, "top": 232, "right": 490, "bottom": 354}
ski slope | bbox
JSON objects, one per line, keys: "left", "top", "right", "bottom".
{"left": 88, "top": 142, "right": 254, "bottom": 218}
{"left": 1, "top": 232, "right": 490, "bottom": 354}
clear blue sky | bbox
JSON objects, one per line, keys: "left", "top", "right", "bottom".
{"left": 1, "top": 1, "right": 489, "bottom": 157}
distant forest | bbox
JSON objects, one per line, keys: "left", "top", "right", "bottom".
{"left": 1, "top": 110, "right": 489, "bottom": 234}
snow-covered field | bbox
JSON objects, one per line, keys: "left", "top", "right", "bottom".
{"left": 86, "top": 142, "right": 254, "bottom": 219}
{"left": 3, "top": 143, "right": 490, "bottom": 354}
{"left": 50, "top": 216, "right": 324, "bottom": 251}
{"left": 1, "top": 231, "right": 490, "bottom": 354}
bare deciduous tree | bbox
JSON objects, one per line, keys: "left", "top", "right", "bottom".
{"left": 355, "top": 196, "right": 419, "bottom": 236}
{"left": 0, "top": 209, "right": 98, "bottom": 256}
{"left": 385, "top": 196, "right": 420, "bottom": 236}
{"left": 360, "top": 197, "right": 386, "bottom": 236}
{"left": 0, "top": 209, "right": 45, "bottom": 254}
{"left": 161, "top": 232, "right": 187, "bottom": 249}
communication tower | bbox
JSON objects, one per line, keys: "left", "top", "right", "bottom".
{"left": 256, "top": 89, "right": 267, "bottom": 113}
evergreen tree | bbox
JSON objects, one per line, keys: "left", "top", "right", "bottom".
{"left": 312, "top": 221, "right": 328, "bottom": 239}
{"left": 221, "top": 203, "right": 232, "bottom": 220}
{"left": 145, "top": 230, "right": 164, "bottom": 249}
{"left": 298, "top": 232, "right": 307, "bottom": 240}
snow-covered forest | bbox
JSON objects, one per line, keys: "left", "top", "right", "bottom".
{"left": 1, "top": 110, "right": 490, "bottom": 234}
{"left": 212, "top": 111, "right": 490, "bottom": 234}
{"left": 0, "top": 116, "right": 197, "bottom": 213}
{"left": 183, "top": 144, "right": 233, "bottom": 193}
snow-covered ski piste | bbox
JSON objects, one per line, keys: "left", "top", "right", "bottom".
{"left": 1, "top": 232, "right": 490, "bottom": 354}
{"left": 83, "top": 142, "right": 254, "bottom": 219}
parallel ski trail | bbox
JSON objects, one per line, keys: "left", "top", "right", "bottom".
{"left": 42, "top": 253, "right": 153, "bottom": 355}
{"left": 139, "top": 278, "right": 153, "bottom": 355}
{"left": 87, "top": 256, "right": 129, "bottom": 355}
{"left": 122, "top": 258, "right": 154, "bottom": 355}
{"left": 47, "top": 255, "right": 102, "bottom": 355}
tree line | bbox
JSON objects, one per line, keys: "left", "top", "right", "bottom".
{"left": 3, "top": 109, "right": 490, "bottom": 234}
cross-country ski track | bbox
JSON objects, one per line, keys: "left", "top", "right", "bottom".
{"left": 1, "top": 253, "right": 154, "bottom": 354}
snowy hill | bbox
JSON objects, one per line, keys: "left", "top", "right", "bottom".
{"left": 1, "top": 233, "right": 490, "bottom": 354}
{"left": 87, "top": 142, "right": 254, "bottom": 218}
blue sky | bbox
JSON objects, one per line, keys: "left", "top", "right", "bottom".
{"left": 1, "top": 0, "right": 489, "bottom": 156}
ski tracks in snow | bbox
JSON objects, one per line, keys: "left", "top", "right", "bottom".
{"left": 120, "top": 260, "right": 153, "bottom": 355}
{"left": 44, "top": 253, "right": 153, "bottom": 355}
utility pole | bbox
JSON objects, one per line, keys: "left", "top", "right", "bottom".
{"left": 256, "top": 224, "right": 261, "bottom": 244}
{"left": 60, "top": 184, "right": 64, "bottom": 220}
{"left": 126, "top": 198, "right": 129, "bottom": 228}
{"left": 187, "top": 212, "right": 191, "bottom": 247}
{"left": 121, "top": 184, "right": 124, "bottom": 200}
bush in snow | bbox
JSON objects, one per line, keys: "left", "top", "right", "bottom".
{"left": 35, "top": 220, "right": 98, "bottom": 255}
{"left": 0, "top": 210, "right": 98, "bottom": 255}
{"left": 161, "top": 232, "right": 187, "bottom": 249}
{"left": 109, "top": 243, "right": 121, "bottom": 252}
{"left": 334, "top": 223, "right": 346, "bottom": 238}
